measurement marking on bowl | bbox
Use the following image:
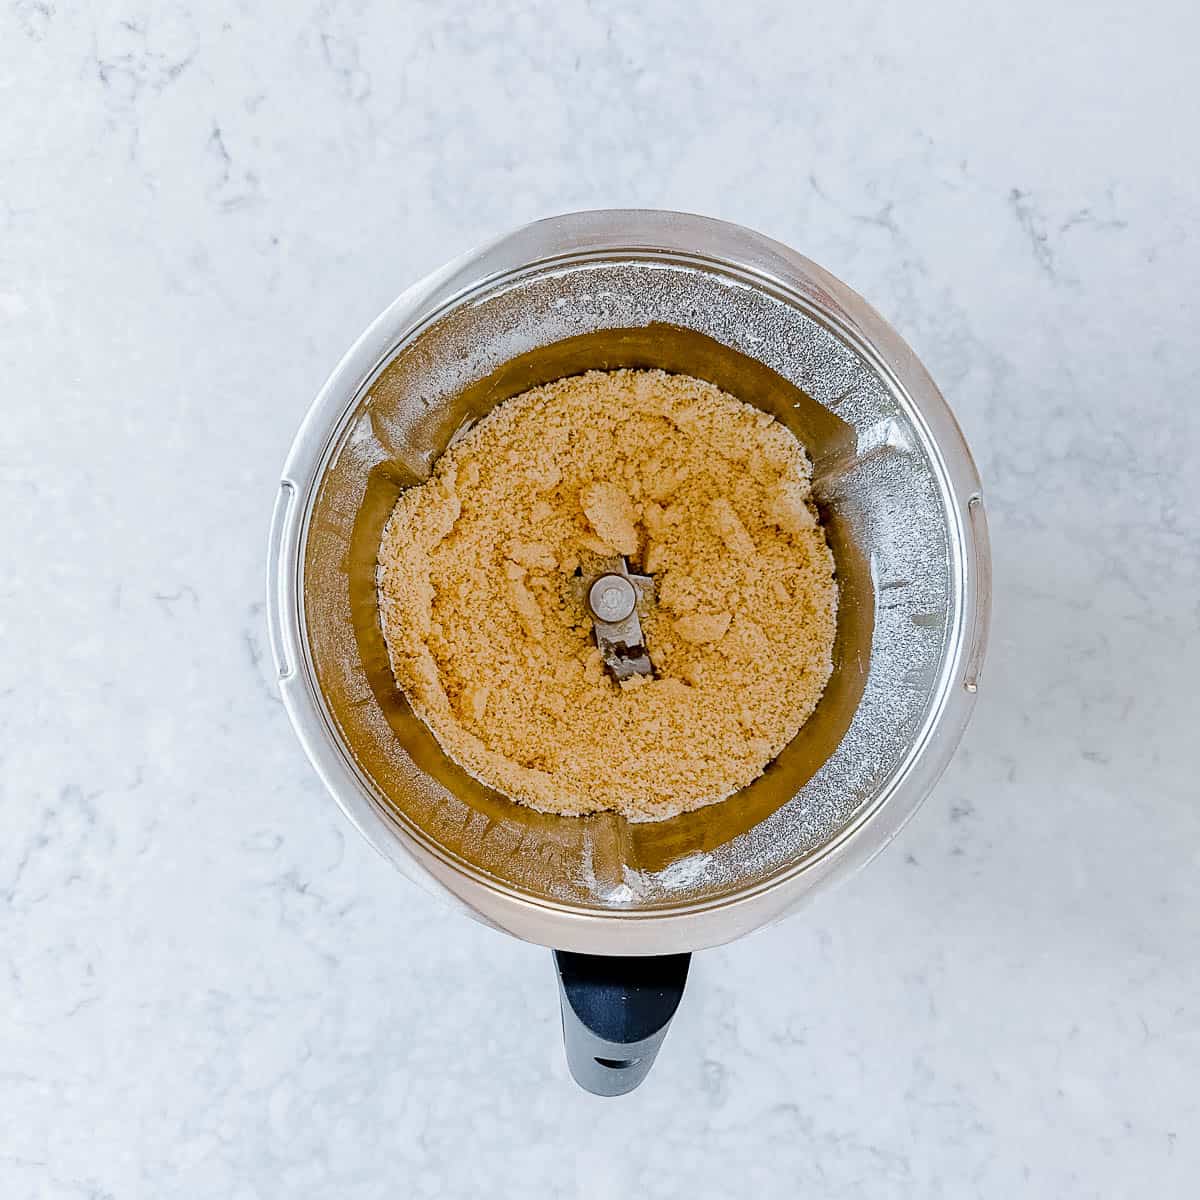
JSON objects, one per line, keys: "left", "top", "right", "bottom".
{"left": 909, "top": 612, "right": 942, "bottom": 628}
{"left": 824, "top": 383, "right": 861, "bottom": 411}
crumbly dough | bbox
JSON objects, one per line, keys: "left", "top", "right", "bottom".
{"left": 377, "top": 369, "right": 837, "bottom": 821}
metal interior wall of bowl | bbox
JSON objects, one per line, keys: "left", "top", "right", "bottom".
{"left": 299, "top": 259, "right": 956, "bottom": 915}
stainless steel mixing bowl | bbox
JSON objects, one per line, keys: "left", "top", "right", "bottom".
{"left": 267, "top": 210, "right": 990, "bottom": 960}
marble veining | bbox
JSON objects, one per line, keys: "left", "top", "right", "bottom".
{"left": 2, "top": 2, "right": 1198, "bottom": 1197}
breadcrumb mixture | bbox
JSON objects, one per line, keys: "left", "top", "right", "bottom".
{"left": 377, "top": 369, "right": 836, "bottom": 821}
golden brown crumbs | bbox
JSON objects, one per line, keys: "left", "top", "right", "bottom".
{"left": 377, "top": 368, "right": 837, "bottom": 821}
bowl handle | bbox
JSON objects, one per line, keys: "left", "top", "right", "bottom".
{"left": 553, "top": 950, "right": 691, "bottom": 1095}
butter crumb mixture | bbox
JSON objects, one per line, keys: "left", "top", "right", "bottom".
{"left": 377, "top": 369, "right": 837, "bottom": 821}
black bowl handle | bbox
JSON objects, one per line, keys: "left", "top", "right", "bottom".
{"left": 553, "top": 950, "right": 691, "bottom": 1095}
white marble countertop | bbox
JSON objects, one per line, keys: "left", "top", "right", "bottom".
{"left": 3, "top": 2, "right": 1198, "bottom": 1196}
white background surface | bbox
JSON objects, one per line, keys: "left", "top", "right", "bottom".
{"left": 3, "top": 2, "right": 1198, "bottom": 1197}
